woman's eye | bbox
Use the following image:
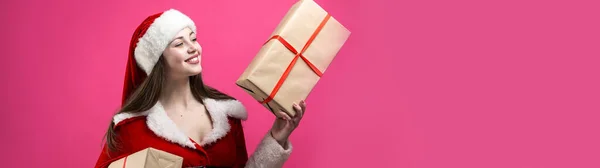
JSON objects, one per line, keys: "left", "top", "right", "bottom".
{"left": 175, "top": 43, "right": 183, "bottom": 47}
{"left": 192, "top": 38, "right": 197, "bottom": 42}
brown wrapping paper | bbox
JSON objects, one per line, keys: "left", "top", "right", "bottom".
{"left": 236, "top": 0, "right": 350, "bottom": 117}
{"left": 108, "top": 148, "right": 183, "bottom": 168}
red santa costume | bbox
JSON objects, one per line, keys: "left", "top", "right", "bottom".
{"left": 94, "top": 9, "right": 292, "bottom": 168}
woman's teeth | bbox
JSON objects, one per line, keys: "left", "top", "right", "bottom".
{"left": 186, "top": 56, "right": 199, "bottom": 63}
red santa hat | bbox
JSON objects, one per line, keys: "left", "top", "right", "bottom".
{"left": 122, "top": 9, "right": 197, "bottom": 105}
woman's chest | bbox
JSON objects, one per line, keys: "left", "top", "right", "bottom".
{"left": 169, "top": 106, "right": 214, "bottom": 143}
{"left": 134, "top": 121, "right": 241, "bottom": 167}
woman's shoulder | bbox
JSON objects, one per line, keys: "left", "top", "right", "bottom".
{"left": 112, "top": 112, "right": 148, "bottom": 131}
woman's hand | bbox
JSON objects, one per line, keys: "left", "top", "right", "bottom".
{"left": 270, "top": 100, "right": 307, "bottom": 147}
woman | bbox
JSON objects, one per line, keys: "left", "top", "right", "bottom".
{"left": 95, "top": 9, "right": 306, "bottom": 168}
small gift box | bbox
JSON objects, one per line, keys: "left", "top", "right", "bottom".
{"left": 108, "top": 148, "right": 183, "bottom": 168}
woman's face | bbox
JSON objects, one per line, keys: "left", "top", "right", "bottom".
{"left": 162, "top": 27, "right": 202, "bottom": 79}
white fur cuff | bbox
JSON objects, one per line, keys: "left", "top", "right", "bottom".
{"left": 245, "top": 132, "right": 293, "bottom": 168}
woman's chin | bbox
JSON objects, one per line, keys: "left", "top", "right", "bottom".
{"left": 186, "top": 67, "right": 202, "bottom": 76}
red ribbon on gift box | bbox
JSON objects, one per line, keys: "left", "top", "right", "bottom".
{"left": 259, "top": 14, "right": 331, "bottom": 105}
{"left": 122, "top": 156, "right": 128, "bottom": 168}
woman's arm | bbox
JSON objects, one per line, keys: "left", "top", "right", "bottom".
{"left": 232, "top": 119, "right": 292, "bottom": 168}
{"left": 94, "top": 133, "right": 133, "bottom": 168}
{"left": 234, "top": 100, "right": 306, "bottom": 168}
{"left": 245, "top": 131, "right": 293, "bottom": 168}
{"left": 94, "top": 118, "right": 146, "bottom": 168}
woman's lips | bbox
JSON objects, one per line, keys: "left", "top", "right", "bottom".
{"left": 185, "top": 56, "right": 199, "bottom": 64}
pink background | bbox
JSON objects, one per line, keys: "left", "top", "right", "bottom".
{"left": 0, "top": 0, "right": 598, "bottom": 167}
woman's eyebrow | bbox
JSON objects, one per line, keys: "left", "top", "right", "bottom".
{"left": 170, "top": 32, "right": 195, "bottom": 43}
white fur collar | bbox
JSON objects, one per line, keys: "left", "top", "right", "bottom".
{"left": 112, "top": 98, "right": 248, "bottom": 149}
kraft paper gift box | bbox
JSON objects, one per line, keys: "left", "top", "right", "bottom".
{"left": 236, "top": 0, "right": 351, "bottom": 117}
{"left": 108, "top": 148, "right": 183, "bottom": 168}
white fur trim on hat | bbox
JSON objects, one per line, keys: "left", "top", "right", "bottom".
{"left": 134, "top": 9, "right": 197, "bottom": 75}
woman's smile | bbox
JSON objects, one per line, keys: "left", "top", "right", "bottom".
{"left": 185, "top": 54, "right": 200, "bottom": 64}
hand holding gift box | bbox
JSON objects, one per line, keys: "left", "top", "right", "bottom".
{"left": 236, "top": 0, "right": 351, "bottom": 117}
{"left": 108, "top": 148, "right": 183, "bottom": 168}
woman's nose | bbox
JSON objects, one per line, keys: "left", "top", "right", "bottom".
{"left": 188, "top": 45, "right": 198, "bottom": 54}
{"left": 189, "top": 45, "right": 201, "bottom": 55}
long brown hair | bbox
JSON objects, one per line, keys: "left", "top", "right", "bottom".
{"left": 103, "top": 56, "right": 235, "bottom": 153}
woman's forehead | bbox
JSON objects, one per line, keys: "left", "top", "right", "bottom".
{"left": 176, "top": 27, "right": 195, "bottom": 36}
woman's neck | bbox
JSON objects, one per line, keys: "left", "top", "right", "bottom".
{"left": 160, "top": 75, "right": 196, "bottom": 110}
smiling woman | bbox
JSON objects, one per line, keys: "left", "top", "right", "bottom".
{"left": 94, "top": 9, "right": 308, "bottom": 168}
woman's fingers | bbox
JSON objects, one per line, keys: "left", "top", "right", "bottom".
{"left": 277, "top": 111, "right": 292, "bottom": 121}
{"left": 299, "top": 100, "right": 306, "bottom": 116}
{"left": 293, "top": 103, "right": 303, "bottom": 119}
